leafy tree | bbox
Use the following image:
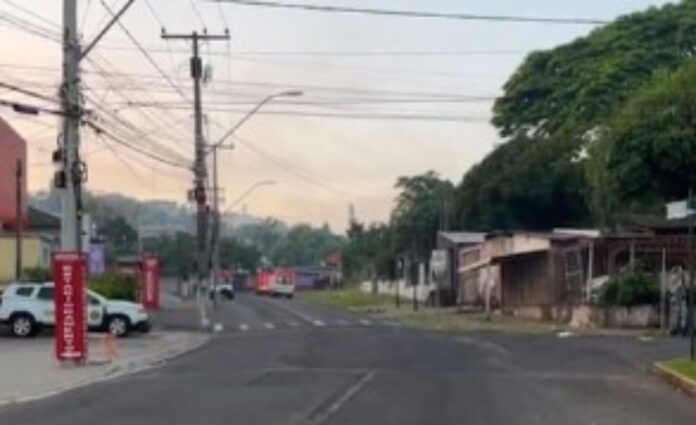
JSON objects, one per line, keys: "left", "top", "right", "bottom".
{"left": 271, "top": 223, "right": 344, "bottom": 267}
{"left": 390, "top": 171, "right": 455, "bottom": 260}
{"left": 235, "top": 218, "right": 286, "bottom": 259}
{"left": 100, "top": 216, "right": 138, "bottom": 257}
{"left": 218, "top": 237, "right": 262, "bottom": 272}
{"left": 456, "top": 0, "right": 696, "bottom": 231}
{"left": 588, "top": 59, "right": 696, "bottom": 221}
{"left": 455, "top": 135, "right": 590, "bottom": 231}
{"left": 493, "top": 0, "right": 696, "bottom": 139}
{"left": 142, "top": 232, "right": 196, "bottom": 277}
{"left": 342, "top": 221, "right": 395, "bottom": 281}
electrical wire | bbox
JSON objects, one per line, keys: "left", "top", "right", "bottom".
{"left": 213, "top": 0, "right": 609, "bottom": 25}
{"left": 85, "top": 119, "right": 191, "bottom": 169}
{"left": 100, "top": 0, "right": 192, "bottom": 103}
{"left": 234, "top": 134, "right": 352, "bottom": 197}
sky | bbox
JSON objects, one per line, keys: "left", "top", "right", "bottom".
{"left": 0, "top": 0, "right": 674, "bottom": 232}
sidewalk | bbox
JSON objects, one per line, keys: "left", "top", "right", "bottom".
{"left": 0, "top": 331, "right": 209, "bottom": 407}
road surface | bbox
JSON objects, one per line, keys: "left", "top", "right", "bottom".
{"left": 0, "top": 292, "right": 695, "bottom": 425}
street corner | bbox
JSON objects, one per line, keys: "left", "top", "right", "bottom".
{"left": 654, "top": 360, "right": 696, "bottom": 398}
{"left": 0, "top": 330, "right": 211, "bottom": 408}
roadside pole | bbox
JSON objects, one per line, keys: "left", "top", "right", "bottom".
{"left": 660, "top": 248, "right": 667, "bottom": 332}
{"left": 162, "top": 30, "right": 230, "bottom": 329}
{"left": 60, "top": 0, "right": 81, "bottom": 251}
{"left": 15, "top": 159, "right": 22, "bottom": 279}
{"left": 688, "top": 190, "right": 695, "bottom": 360}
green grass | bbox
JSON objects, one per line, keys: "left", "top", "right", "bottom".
{"left": 662, "top": 358, "right": 696, "bottom": 381}
{"left": 302, "top": 290, "right": 394, "bottom": 310}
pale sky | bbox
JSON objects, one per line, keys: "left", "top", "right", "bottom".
{"left": 0, "top": 0, "right": 673, "bottom": 232}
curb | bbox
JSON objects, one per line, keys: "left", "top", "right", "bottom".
{"left": 0, "top": 333, "right": 211, "bottom": 408}
{"left": 653, "top": 362, "right": 696, "bottom": 397}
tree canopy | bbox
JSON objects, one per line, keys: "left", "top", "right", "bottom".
{"left": 588, "top": 59, "right": 696, "bottom": 220}
{"left": 493, "top": 0, "right": 696, "bottom": 139}
{"left": 456, "top": 0, "right": 696, "bottom": 231}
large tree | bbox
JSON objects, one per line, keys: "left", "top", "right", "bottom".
{"left": 456, "top": 135, "right": 589, "bottom": 231}
{"left": 588, "top": 59, "right": 696, "bottom": 221}
{"left": 457, "top": 0, "right": 696, "bottom": 231}
{"left": 493, "top": 0, "right": 696, "bottom": 139}
{"left": 390, "top": 171, "right": 455, "bottom": 260}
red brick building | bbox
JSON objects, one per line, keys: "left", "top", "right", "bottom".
{"left": 0, "top": 117, "right": 28, "bottom": 229}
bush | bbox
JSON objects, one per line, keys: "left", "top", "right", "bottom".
{"left": 90, "top": 273, "right": 137, "bottom": 301}
{"left": 21, "top": 267, "right": 52, "bottom": 282}
{"left": 599, "top": 272, "right": 660, "bottom": 307}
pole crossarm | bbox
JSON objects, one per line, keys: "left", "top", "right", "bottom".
{"left": 82, "top": 0, "right": 136, "bottom": 60}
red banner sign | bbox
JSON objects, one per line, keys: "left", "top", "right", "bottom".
{"left": 141, "top": 256, "right": 160, "bottom": 310}
{"left": 53, "top": 252, "right": 87, "bottom": 362}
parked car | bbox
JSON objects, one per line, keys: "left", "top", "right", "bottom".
{"left": 0, "top": 282, "right": 150, "bottom": 338}
{"left": 209, "top": 283, "right": 235, "bottom": 300}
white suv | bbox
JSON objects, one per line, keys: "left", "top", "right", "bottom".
{"left": 0, "top": 282, "right": 150, "bottom": 338}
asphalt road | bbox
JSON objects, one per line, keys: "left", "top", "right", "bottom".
{"left": 1, "top": 292, "right": 695, "bottom": 425}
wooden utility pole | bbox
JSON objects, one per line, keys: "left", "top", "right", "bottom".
{"left": 162, "top": 30, "right": 230, "bottom": 328}
{"left": 15, "top": 159, "right": 23, "bottom": 280}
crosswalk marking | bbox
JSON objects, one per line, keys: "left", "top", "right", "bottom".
{"left": 239, "top": 323, "right": 250, "bottom": 332}
{"left": 313, "top": 320, "right": 326, "bottom": 327}
{"left": 264, "top": 323, "right": 275, "bottom": 330}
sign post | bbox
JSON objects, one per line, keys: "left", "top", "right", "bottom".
{"left": 53, "top": 252, "right": 87, "bottom": 362}
{"left": 141, "top": 256, "right": 160, "bottom": 310}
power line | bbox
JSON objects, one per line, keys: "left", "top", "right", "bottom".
{"left": 234, "top": 135, "right": 352, "bottom": 197}
{"left": 0, "top": 81, "right": 58, "bottom": 104}
{"left": 100, "top": 0, "right": 191, "bottom": 103}
{"left": 0, "top": 9, "right": 61, "bottom": 42}
{"left": 213, "top": 0, "right": 609, "bottom": 25}
{"left": 190, "top": 0, "right": 208, "bottom": 27}
{"left": 85, "top": 119, "right": 191, "bottom": 169}
{"left": 5, "top": 1, "right": 60, "bottom": 29}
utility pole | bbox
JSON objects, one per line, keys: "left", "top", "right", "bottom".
{"left": 59, "top": 0, "right": 82, "bottom": 251}
{"left": 162, "top": 30, "right": 230, "bottom": 328}
{"left": 688, "top": 189, "right": 695, "bottom": 360}
{"left": 58, "top": 0, "right": 135, "bottom": 251}
{"left": 15, "top": 159, "right": 23, "bottom": 280}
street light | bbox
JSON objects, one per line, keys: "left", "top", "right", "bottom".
{"left": 222, "top": 180, "right": 277, "bottom": 214}
{"left": 211, "top": 180, "right": 276, "bottom": 309}
{"left": 210, "top": 90, "right": 303, "bottom": 152}
{"left": 207, "top": 90, "right": 301, "bottom": 318}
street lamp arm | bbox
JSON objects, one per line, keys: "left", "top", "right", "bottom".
{"left": 212, "top": 94, "right": 276, "bottom": 150}
{"left": 222, "top": 180, "right": 276, "bottom": 214}
{"left": 210, "top": 90, "right": 303, "bottom": 152}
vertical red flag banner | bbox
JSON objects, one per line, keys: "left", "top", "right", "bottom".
{"left": 53, "top": 252, "right": 87, "bottom": 362}
{"left": 141, "top": 256, "right": 160, "bottom": 310}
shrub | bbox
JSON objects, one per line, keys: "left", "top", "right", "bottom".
{"left": 599, "top": 272, "right": 660, "bottom": 307}
{"left": 21, "top": 267, "right": 52, "bottom": 282}
{"left": 90, "top": 273, "right": 137, "bottom": 301}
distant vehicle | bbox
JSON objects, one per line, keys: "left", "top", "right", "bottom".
{"left": 271, "top": 269, "right": 296, "bottom": 299}
{"left": 0, "top": 282, "right": 150, "bottom": 338}
{"left": 255, "top": 269, "right": 274, "bottom": 295}
{"left": 209, "top": 283, "right": 235, "bottom": 300}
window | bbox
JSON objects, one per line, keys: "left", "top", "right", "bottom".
{"left": 36, "top": 287, "right": 54, "bottom": 301}
{"left": 88, "top": 295, "right": 101, "bottom": 306}
{"left": 15, "top": 286, "right": 35, "bottom": 297}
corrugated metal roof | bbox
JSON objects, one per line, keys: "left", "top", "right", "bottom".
{"left": 438, "top": 231, "right": 485, "bottom": 245}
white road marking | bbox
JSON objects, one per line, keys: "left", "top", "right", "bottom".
{"left": 264, "top": 322, "right": 275, "bottom": 330}
{"left": 239, "top": 323, "right": 250, "bottom": 332}
{"left": 289, "top": 321, "right": 299, "bottom": 327}
{"left": 313, "top": 320, "right": 326, "bottom": 327}
{"left": 359, "top": 319, "right": 372, "bottom": 326}
{"left": 309, "top": 371, "right": 376, "bottom": 424}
